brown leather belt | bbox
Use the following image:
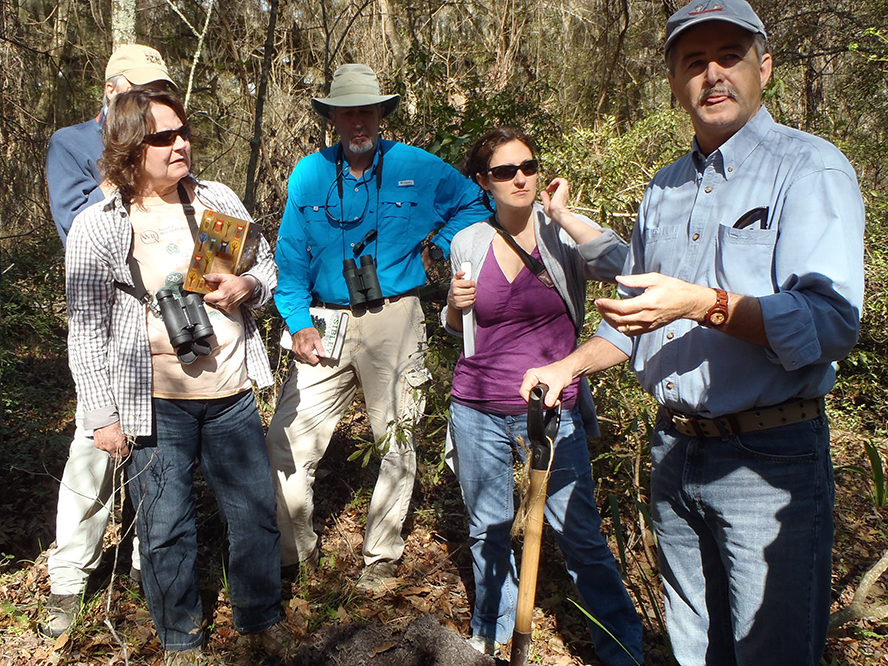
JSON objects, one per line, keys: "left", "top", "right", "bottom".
{"left": 665, "top": 398, "right": 824, "bottom": 438}
{"left": 312, "top": 289, "right": 418, "bottom": 311}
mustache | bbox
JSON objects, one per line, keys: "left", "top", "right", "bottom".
{"left": 699, "top": 84, "right": 738, "bottom": 105}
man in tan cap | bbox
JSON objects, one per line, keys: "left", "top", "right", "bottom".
{"left": 47, "top": 44, "right": 175, "bottom": 241}
{"left": 42, "top": 44, "right": 175, "bottom": 638}
{"left": 268, "top": 64, "right": 487, "bottom": 593}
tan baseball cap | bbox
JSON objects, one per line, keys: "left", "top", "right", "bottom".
{"left": 105, "top": 44, "right": 176, "bottom": 88}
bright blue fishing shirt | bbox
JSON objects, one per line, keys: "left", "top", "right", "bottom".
{"left": 275, "top": 139, "right": 487, "bottom": 333}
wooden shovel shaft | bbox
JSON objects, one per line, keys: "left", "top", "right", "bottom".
{"left": 511, "top": 467, "right": 549, "bottom": 666}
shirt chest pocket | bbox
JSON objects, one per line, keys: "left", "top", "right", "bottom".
{"left": 715, "top": 225, "right": 778, "bottom": 296}
{"left": 378, "top": 189, "right": 419, "bottom": 241}
{"left": 300, "top": 201, "right": 340, "bottom": 248}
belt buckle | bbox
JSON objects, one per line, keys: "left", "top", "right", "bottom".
{"left": 670, "top": 412, "right": 695, "bottom": 434}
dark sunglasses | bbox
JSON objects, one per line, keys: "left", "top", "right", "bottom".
{"left": 143, "top": 124, "right": 190, "bottom": 147}
{"left": 486, "top": 159, "right": 539, "bottom": 181}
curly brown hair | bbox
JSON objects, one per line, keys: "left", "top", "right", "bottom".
{"left": 101, "top": 88, "right": 188, "bottom": 202}
{"left": 462, "top": 128, "right": 537, "bottom": 211}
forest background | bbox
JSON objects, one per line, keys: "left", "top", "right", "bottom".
{"left": 2, "top": 0, "right": 888, "bottom": 664}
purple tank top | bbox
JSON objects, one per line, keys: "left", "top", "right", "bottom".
{"left": 451, "top": 244, "right": 580, "bottom": 414}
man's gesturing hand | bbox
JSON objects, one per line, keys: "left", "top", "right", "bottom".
{"left": 596, "top": 273, "right": 714, "bottom": 336}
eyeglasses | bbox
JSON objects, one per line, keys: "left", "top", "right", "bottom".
{"left": 143, "top": 124, "right": 190, "bottom": 147}
{"left": 486, "top": 159, "right": 539, "bottom": 181}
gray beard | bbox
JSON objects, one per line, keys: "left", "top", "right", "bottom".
{"left": 348, "top": 138, "right": 377, "bottom": 155}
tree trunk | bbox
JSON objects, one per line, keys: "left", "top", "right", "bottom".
{"left": 244, "top": 0, "right": 279, "bottom": 214}
{"left": 379, "top": 0, "right": 405, "bottom": 70}
{"left": 111, "top": 0, "right": 136, "bottom": 48}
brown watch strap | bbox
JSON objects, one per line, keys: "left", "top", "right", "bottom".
{"left": 704, "top": 289, "right": 729, "bottom": 327}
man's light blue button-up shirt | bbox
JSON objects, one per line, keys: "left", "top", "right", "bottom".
{"left": 597, "top": 107, "right": 865, "bottom": 418}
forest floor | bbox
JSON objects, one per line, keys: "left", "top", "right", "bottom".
{"left": 1, "top": 379, "right": 887, "bottom": 666}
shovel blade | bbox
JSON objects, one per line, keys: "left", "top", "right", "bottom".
{"left": 510, "top": 631, "right": 531, "bottom": 666}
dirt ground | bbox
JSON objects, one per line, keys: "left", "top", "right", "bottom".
{"left": 0, "top": 407, "right": 887, "bottom": 665}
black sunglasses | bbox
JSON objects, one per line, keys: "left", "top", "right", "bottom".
{"left": 486, "top": 159, "right": 539, "bottom": 181}
{"left": 143, "top": 124, "right": 190, "bottom": 147}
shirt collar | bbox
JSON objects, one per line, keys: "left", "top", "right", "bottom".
{"left": 341, "top": 141, "right": 382, "bottom": 183}
{"left": 691, "top": 106, "right": 774, "bottom": 180}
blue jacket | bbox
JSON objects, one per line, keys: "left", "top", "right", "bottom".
{"left": 46, "top": 113, "right": 107, "bottom": 245}
{"left": 275, "top": 139, "right": 488, "bottom": 332}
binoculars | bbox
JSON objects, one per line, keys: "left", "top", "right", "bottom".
{"left": 155, "top": 288, "right": 215, "bottom": 365}
{"left": 343, "top": 255, "right": 383, "bottom": 308}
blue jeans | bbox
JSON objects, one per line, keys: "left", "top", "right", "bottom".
{"left": 651, "top": 411, "right": 834, "bottom": 666}
{"left": 128, "top": 390, "right": 282, "bottom": 650}
{"left": 450, "top": 402, "right": 643, "bottom": 666}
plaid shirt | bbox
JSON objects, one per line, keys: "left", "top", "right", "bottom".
{"left": 66, "top": 178, "right": 277, "bottom": 437}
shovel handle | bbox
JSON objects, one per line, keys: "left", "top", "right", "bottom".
{"left": 511, "top": 383, "right": 560, "bottom": 666}
{"left": 511, "top": 465, "right": 548, "bottom": 666}
{"left": 527, "top": 384, "right": 550, "bottom": 472}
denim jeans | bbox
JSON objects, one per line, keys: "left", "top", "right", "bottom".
{"left": 450, "top": 402, "right": 643, "bottom": 666}
{"left": 651, "top": 411, "right": 834, "bottom": 666}
{"left": 128, "top": 390, "right": 282, "bottom": 650}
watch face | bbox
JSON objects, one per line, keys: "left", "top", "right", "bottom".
{"left": 710, "top": 311, "right": 727, "bottom": 326}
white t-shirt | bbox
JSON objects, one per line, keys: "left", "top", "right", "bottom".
{"left": 130, "top": 189, "right": 250, "bottom": 399}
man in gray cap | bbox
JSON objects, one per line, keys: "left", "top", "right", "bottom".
{"left": 42, "top": 44, "right": 176, "bottom": 638}
{"left": 268, "top": 64, "right": 487, "bottom": 592}
{"left": 521, "top": 1, "right": 864, "bottom": 663}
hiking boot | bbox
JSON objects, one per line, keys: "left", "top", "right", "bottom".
{"left": 129, "top": 566, "right": 142, "bottom": 585}
{"left": 281, "top": 544, "right": 321, "bottom": 580}
{"left": 163, "top": 648, "right": 205, "bottom": 665}
{"left": 355, "top": 560, "right": 398, "bottom": 594}
{"left": 467, "top": 634, "right": 499, "bottom": 656}
{"left": 39, "top": 593, "right": 80, "bottom": 638}
{"left": 252, "top": 620, "right": 296, "bottom": 658}
{"left": 302, "top": 543, "right": 321, "bottom": 574}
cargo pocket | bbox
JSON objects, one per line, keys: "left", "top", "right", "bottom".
{"left": 399, "top": 361, "right": 431, "bottom": 426}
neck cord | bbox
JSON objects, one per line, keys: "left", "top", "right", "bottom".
{"left": 336, "top": 142, "right": 383, "bottom": 259}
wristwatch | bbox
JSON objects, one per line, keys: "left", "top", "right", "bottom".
{"left": 704, "top": 289, "right": 729, "bottom": 327}
{"left": 425, "top": 242, "right": 445, "bottom": 262}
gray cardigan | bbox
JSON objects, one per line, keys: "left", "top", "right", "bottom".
{"left": 442, "top": 202, "right": 629, "bottom": 440}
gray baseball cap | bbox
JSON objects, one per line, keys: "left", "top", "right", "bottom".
{"left": 665, "top": 0, "right": 766, "bottom": 52}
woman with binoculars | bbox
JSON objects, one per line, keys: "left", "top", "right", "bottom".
{"left": 442, "top": 128, "right": 644, "bottom": 664}
{"left": 64, "top": 88, "right": 291, "bottom": 664}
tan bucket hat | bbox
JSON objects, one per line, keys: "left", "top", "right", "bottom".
{"left": 105, "top": 44, "right": 176, "bottom": 88}
{"left": 311, "top": 64, "right": 400, "bottom": 119}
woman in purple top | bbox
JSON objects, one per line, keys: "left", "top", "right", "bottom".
{"left": 441, "top": 128, "right": 643, "bottom": 665}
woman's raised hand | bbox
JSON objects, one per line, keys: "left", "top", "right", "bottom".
{"left": 541, "top": 177, "right": 570, "bottom": 223}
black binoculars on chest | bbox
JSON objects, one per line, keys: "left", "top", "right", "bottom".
{"left": 155, "top": 288, "right": 215, "bottom": 365}
{"left": 342, "top": 255, "right": 383, "bottom": 308}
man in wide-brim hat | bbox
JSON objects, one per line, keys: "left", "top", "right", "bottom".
{"left": 268, "top": 64, "right": 488, "bottom": 593}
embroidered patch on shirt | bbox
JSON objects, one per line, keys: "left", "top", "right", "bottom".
{"left": 398, "top": 180, "right": 415, "bottom": 187}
